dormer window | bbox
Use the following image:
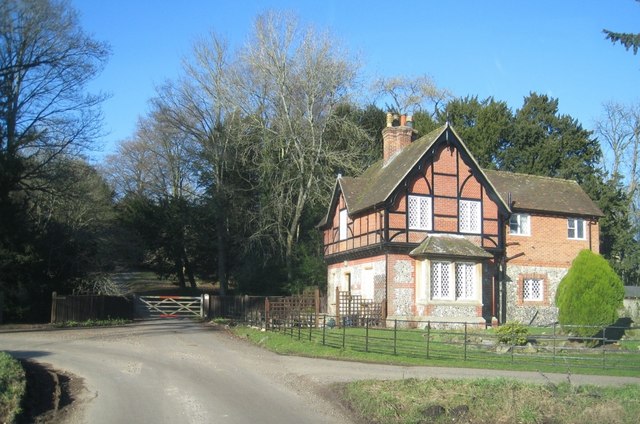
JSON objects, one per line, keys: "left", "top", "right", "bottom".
{"left": 459, "top": 200, "right": 481, "bottom": 234}
{"left": 567, "top": 218, "right": 585, "bottom": 240}
{"left": 408, "top": 195, "right": 432, "bottom": 230}
{"left": 509, "top": 214, "right": 530, "bottom": 236}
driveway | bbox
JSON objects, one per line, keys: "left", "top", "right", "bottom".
{"left": 2, "top": 320, "right": 639, "bottom": 423}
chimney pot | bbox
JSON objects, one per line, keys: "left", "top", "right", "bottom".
{"left": 400, "top": 114, "right": 407, "bottom": 126}
{"left": 386, "top": 112, "right": 393, "bottom": 127}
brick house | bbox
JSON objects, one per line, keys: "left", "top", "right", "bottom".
{"left": 318, "top": 115, "right": 602, "bottom": 326}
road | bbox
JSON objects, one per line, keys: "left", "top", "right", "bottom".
{"left": 2, "top": 320, "right": 639, "bottom": 423}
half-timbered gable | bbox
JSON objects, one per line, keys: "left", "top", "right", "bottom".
{"left": 320, "top": 115, "right": 602, "bottom": 327}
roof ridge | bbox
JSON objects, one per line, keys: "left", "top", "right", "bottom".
{"left": 484, "top": 169, "right": 579, "bottom": 184}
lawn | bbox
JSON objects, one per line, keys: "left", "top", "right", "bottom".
{"left": 340, "top": 378, "right": 640, "bottom": 424}
{"left": 231, "top": 324, "right": 640, "bottom": 377}
{"left": 231, "top": 324, "right": 640, "bottom": 423}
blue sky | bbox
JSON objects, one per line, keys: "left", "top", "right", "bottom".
{"left": 71, "top": 0, "right": 640, "bottom": 161}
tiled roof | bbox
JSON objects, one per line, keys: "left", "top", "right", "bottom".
{"left": 483, "top": 170, "right": 603, "bottom": 217}
{"left": 340, "top": 125, "right": 445, "bottom": 214}
{"left": 410, "top": 235, "right": 494, "bottom": 259}
{"left": 318, "top": 123, "right": 601, "bottom": 229}
{"left": 340, "top": 124, "right": 509, "bottom": 215}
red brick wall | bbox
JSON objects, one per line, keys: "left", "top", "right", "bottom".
{"left": 506, "top": 214, "right": 600, "bottom": 267}
{"left": 324, "top": 142, "right": 504, "bottom": 256}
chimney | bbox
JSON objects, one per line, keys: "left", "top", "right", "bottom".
{"left": 382, "top": 113, "right": 414, "bottom": 166}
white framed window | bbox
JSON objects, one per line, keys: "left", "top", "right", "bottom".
{"left": 429, "top": 260, "right": 478, "bottom": 302}
{"left": 459, "top": 200, "right": 481, "bottom": 234}
{"left": 523, "top": 278, "right": 544, "bottom": 301}
{"left": 339, "top": 209, "right": 348, "bottom": 240}
{"left": 431, "top": 261, "right": 452, "bottom": 300}
{"left": 567, "top": 218, "right": 585, "bottom": 240}
{"left": 509, "top": 214, "right": 530, "bottom": 236}
{"left": 408, "top": 195, "right": 432, "bottom": 230}
{"left": 455, "top": 263, "right": 476, "bottom": 300}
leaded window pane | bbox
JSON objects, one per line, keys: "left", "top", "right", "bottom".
{"left": 455, "top": 263, "right": 475, "bottom": 299}
{"left": 409, "top": 195, "right": 432, "bottom": 230}
{"left": 408, "top": 196, "right": 420, "bottom": 229}
{"left": 460, "top": 200, "right": 481, "bottom": 234}
{"left": 431, "top": 261, "right": 450, "bottom": 300}
{"left": 523, "top": 279, "right": 543, "bottom": 301}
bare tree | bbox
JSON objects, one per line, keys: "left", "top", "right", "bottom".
{"left": 372, "top": 74, "right": 451, "bottom": 117}
{"left": 0, "top": 0, "right": 109, "bottom": 198}
{"left": 596, "top": 101, "right": 633, "bottom": 178}
{"left": 104, "top": 111, "right": 201, "bottom": 288}
{"left": 102, "top": 134, "right": 155, "bottom": 199}
{"left": 596, "top": 101, "right": 640, "bottom": 199}
{"left": 237, "top": 12, "right": 370, "bottom": 283}
{"left": 150, "top": 35, "right": 246, "bottom": 294}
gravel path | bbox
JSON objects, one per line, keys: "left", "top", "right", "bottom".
{"left": 2, "top": 320, "right": 639, "bottom": 423}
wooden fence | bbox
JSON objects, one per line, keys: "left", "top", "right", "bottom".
{"left": 335, "top": 288, "right": 386, "bottom": 327}
{"left": 265, "top": 290, "right": 324, "bottom": 328}
{"left": 50, "top": 292, "right": 134, "bottom": 323}
{"left": 205, "top": 290, "right": 326, "bottom": 327}
{"left": 204, "top": 295, "right": 268, "bottom": 322}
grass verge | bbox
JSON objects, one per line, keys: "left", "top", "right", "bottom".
{"left": 230, "top": 325, "right": 640, "bottom": 377}
{"left": 53, "top": 318, "right": 132, "bottom": 328}
{"left": 339, "top": 378, "right": 640, "bottom": 424}
{"left": 0, "top": 352, "right": 26, "bottom": 424}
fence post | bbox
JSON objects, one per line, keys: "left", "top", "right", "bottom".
{"left": 602, "top": 326, "right": 607, "bottom": 369}
{"left": 553, "top": 322, "right": 557, "bottom": 366}
{"left": 298, "top": 311, "right": 301, "bottom": 340}
{"left": 265, "top": 298, "right": 270, "bottom": 330}
{"left": 342, "top": 319, "right": 346, "bottom": 349}
{"left": 243, "top": 295, "right": 249, "bottom": 322}
{"left": 309, "top": 313, "right": 313, "bottom": 341}
{"left": 394, "top": 319, "right": 398, "bottom": 355}
{"left": 426, "top": 321, "right": 431, "bottom": 359}
{"left": 365, "top": 317, "right": 369, "bottom": 352}
{"left": 464, "top": 322, "right": 468, "bottom": 361}
{"left": 335, "top": 286, "right": 341, "bottom": 328}
{"left": 315, "top": 288, "right": 320, "bottom": 328}
{"left": 511, "top": 325, "right": 515, "bottom": 364}
{"left": 51, "top": 292, "right": 57, "bottom": 323}
{"left": 322, "top": 315, "right": 326, "bottom": 346}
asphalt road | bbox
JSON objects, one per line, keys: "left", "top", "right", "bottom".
{"left": 2, "top": 320, "right": 639, "bottom": 424}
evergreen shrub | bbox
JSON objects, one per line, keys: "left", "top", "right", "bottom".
{"left": 555, "top": 249, "right": 624, "bottom": 338}
{"left": 496, "top": 321, "right": 529, "bottom": 346}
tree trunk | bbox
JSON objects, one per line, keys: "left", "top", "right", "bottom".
{"left": 175, "top": 258, "right": 186, "bottom": 288}
{"left": 216, "top": 214, "right": 228, "bottom": 295}
{"left": 183, "top": 251, "right": 196, "bottom": 288}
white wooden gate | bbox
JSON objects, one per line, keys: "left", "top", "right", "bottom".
{"left": 135, "top": 295, "right": 203, "bottom": 318}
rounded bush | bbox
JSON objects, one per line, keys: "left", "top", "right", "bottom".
{"left": 496, "top": 321, "right": 529, "bottom": 346}
{"left": 555, "top": 249, "right": 624, "bottom": 338}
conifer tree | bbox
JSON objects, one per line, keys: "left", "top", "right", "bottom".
{"left": 556, "top": 250, "right": 625, "bottom": 337}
